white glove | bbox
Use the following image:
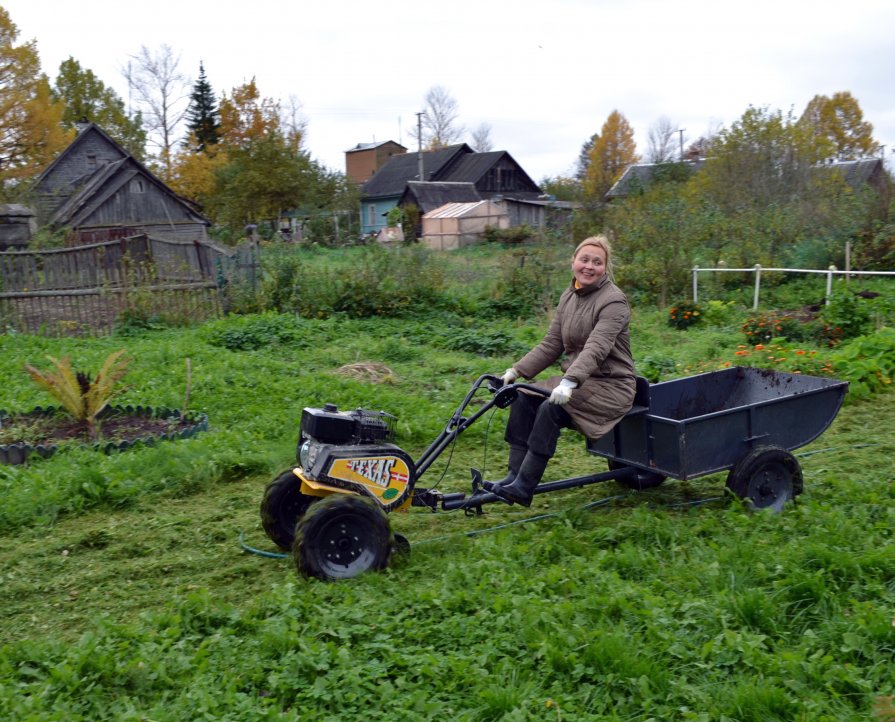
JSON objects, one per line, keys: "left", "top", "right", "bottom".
{"left": 501, "top": 367, "right": 518, "bottom": 386}
{"left": 549, "top": 378, "right": 577, "bottom": 405}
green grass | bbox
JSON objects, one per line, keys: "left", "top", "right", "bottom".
{"left": 1, "top": 250, "right": 894, "bottom": 720}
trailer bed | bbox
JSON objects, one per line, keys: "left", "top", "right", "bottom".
{"left": 587, "top": 367, "right": 848, "bottom": 480}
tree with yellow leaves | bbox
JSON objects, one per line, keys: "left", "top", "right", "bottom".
{"left": 583, "top": 110, "right": 639, "bottom": 202}
{"left": 798, "top": 91, "right": 879, "bottom": 162}
{"left": 0, "top": 7, "right": 72, "bottom": 197}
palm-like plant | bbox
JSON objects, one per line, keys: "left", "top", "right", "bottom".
{"left": 24, "top": 350, "right": 132, "bottom": 440}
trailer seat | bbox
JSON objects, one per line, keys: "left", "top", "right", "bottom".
{"left": 626, "top": 376, "right": 650, "bottom": 416}
{"left": 585, "top": 376, "right": 650, "bottom": 456}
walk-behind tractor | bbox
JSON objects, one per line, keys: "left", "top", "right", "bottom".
{"left": 260, "top": 367, "right": 847, "bottom": 581}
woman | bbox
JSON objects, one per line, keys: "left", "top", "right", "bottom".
{"left": 485, "top": 235, "right": 636, "bottom": 507}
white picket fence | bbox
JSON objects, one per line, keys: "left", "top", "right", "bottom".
{"left": 692, "top": 264, "right": 895, "bottom": 309}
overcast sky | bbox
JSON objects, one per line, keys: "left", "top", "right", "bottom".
{"left": 6, "top": 0, "right": 895, "bottom": 181}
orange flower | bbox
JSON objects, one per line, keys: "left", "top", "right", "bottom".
{"left": 795, "top": 350, "right": 805, "bottom": 356}
{"left": 735, "top": 350, "right": 748, "bottom": 356}
{"left": 754, "top": 344, "right": 765, "bottom": 350}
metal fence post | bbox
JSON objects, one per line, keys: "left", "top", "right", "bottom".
{"left": 826, "top": 265, "right": 836, "bottom": 304}
{"left": 753, "top": 264, "right": 761, "bottom": 310}
{"left": 692, "top": 266, "right": 699, "bottom": 302}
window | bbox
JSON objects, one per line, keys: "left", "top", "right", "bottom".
{"left": 86, "top": 153, "right": 97, "bottom": 169}
{"left": 131, "top": 179, "right": 145, "bottom": 193}
{"left": 367, "top": 204, "right": 376, "bottom": 227}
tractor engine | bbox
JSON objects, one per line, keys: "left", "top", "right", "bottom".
{"left": 296, "top": 404, "right": 414, "bottom": 512}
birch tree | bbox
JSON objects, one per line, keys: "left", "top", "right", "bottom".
{"left": 124, "top": 44, "right": 190, "bottom": 178}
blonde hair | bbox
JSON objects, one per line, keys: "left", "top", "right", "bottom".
{"left": 573, "top": 235, "right": 613, "bottom": 279}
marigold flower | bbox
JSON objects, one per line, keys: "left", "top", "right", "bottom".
{"left": 735, "top": 350, "right": 748, "bottom": 356}
{"left": 795, "top": 350, "right": 805, "bottom": 356}
{"left": 754, "top": 344, "right": 765, "bottom": 350}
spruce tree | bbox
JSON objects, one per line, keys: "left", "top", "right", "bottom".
{"left": 185, "top": 61, "right": 220, "bottom": 152}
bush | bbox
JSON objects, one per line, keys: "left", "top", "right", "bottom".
{"left": 820, "top": 290, "right": 874, "bottom": 341}
{"left": 439, "top": 328, "right": 526, "bottom": 357}
{"left": 481, "top": 224, "right": 535, "bottom": 245}
{"left": 638, "top": 354, "right": 677, "bottom": 382}
{"left": 483, "top": 248, "right": 559, "bottom": 318}
{"left": 667, "top": 301, "right": 703, "bottom": 330}
{"left": 201, "top": 312, "right": 309, "bottom": 351}
{"left": 741, "top": 313, "right": 815, "bottom": 344}
{"left": 699, "top": 299, "right": 739, "bottom": 327}
{"left": 830, "top": 327, "right": 895, "bottom": 399}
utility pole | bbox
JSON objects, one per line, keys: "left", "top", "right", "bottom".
{"left": 416, "top": 112, "right": 425, "bottom": 181}
{"left": 677, "top": 128, "right": 686, "bottom": 162}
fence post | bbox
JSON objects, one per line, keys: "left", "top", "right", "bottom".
{"left": 826, "top": 265, "right": 836, "bottom": 304}
{"left": 753, "top": 264, "right": 761, "bottom": 310}
{"left": 692, "top": 266, "right": 699, "bottom": 302}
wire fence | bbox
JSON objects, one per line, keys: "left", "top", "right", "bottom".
{"left": 692, "top": 264, "right": 895, "bottom": 309}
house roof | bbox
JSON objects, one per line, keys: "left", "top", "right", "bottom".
{"left": 606, "top": 156, "right": 885, "bottom": 200}
{"left": 361, "top": 144, "right": 473, "bottom": 198}
{"left": 400, "top": 181, "right": 482, "bottom": 214}
{"left": 828, "top": 158, "right": 884, "bottom": 188}
{"left": 345, "top": 140, "right": 406, "bottom": 153}
{"left": 423, "top": 200, "right": 503, "bottom": 219}
{"left": 36, "top": 123, "right": 209, "bottom": 229}
{"left": 34, "top": 123, "right": 127, "bottom": 189}
{"left": 442, "top": 150, "right": 538, "bottom": 187}
{"left": 363, "top": 144, "right": 542, "bottom": 202}
{"left": 605, "top": 159, "right": 706, "bottom": 200}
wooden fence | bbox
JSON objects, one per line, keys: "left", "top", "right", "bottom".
{"left": 0, "top": 235, "right": 258, "bottom": 336}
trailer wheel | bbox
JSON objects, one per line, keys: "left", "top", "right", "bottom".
{"left": 260, "top": 470, "right": 317, "bottom": 550}
{"left": 294, "top": 494, "right": 392, "bottom": 581}
{"left": 726, "top": 446, "right": 803, "bottom": 512}
{"left": 608, "top": 460, "right": 666, "bottom": 490}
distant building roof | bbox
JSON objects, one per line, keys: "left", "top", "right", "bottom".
{"left": 605, "top": 159, "right": 706, "bottom": 200}
{"left": 605, "top": 156, "right": 886, "bottom": 201}
{"left": 345, "top": 140, "right": 407, "bottom": 153}
{"left": 362, "top": 144, "right": 472, "bottom": 198}
{"left": 400, "top": 181, "right": 482, "bottom": 214}
{"left": 827, "top": 157, "right": 885, "bottom": 188}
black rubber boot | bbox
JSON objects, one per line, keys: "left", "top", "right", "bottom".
{"left": 482, "top": 445, "right": 527, "bottom": 491}
{"left": 491, "top": 452, "right": 549, "bottom": 507}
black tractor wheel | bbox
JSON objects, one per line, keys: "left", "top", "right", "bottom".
{"left": 260, "top": 469, "right": 317, "bottom": 550}
{"left": 293, "top": 494, "right": 393, "bottom": 581}
{"left": 725, "top": 446, "right": 803, "bottom": 512}
{"left": 608, "top": 459, "right": 666, "bottom": 490}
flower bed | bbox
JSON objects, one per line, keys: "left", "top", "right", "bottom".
{"left": 0, "top": 405, "right": 209, "bottom": 464}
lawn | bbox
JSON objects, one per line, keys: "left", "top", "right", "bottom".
{"left": 1, "top": 244, "right": 893, "bottom": 721}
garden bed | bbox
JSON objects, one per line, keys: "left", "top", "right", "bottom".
{"left": 0, "top": 405, "right": 209, "bottom": 464}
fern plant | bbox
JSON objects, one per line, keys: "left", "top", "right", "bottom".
{"left": 24, "top": 350, "right": 132, "bottom": 440}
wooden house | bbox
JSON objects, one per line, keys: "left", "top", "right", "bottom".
{"left": 358, "top": 143, "right": 542, "bottom": 235}
{"left": 31, "top": 123, "right": 209, "bottom": 244}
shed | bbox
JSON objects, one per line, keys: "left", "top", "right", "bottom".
{"left": 421, "top": 201, "right": 508, "bottom": 251}
{"left": 0, "top": 204, "right": 37, "bottom": 250}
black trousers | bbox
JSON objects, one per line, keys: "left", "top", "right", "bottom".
{"left": 504, "top": 392, "right": 573, "bottom": 459}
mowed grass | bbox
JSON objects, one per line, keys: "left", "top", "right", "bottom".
{"left": 1, "top": 294, "right": 894, "bottom": 719}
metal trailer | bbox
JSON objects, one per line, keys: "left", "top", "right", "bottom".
{"left": 260, "top": 367, "right": 848, "bottom": 580}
